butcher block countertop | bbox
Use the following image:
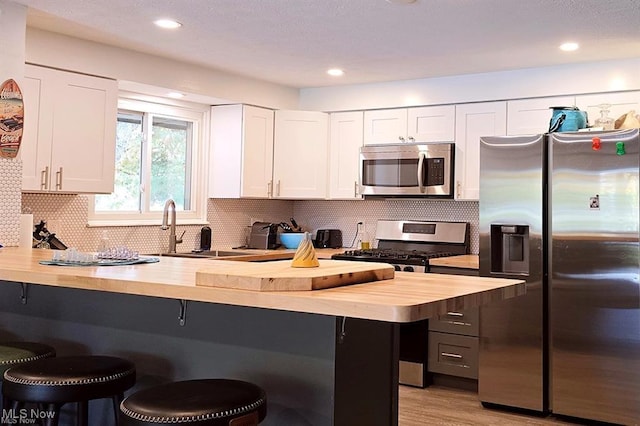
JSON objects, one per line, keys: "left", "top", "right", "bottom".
{"left": 429, "top": 254, "right": 479, "bottom": 270}
{"left": 0, "top": 248, "right": 522, "bottom": 323}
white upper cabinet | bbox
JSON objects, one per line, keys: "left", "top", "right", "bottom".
{"left": 329, "top": 111, "right": 364, "bottom": 200}
{"left": 273, "top": 110, "right": 329, "bottom": 199}
{"left": 364, "top": 105, "right": 455, "bottom": 145}
{"left": 21, "top": 64, "right": 117, "bottom": 193}
{"left": 407, "top": 105, "right": 456, "bottom": 142}
{"left": 363, "top": 108, "right": 407, "bottom": 144}
{"left": 209, "top": 104, "right": 274, "bottom": 198}
{"left": 507, "top": 96, "right": 576, "bottom": 135}
{"left": 574, "top": 91, "right": 640, "bottom": 128}
{"left": 455, "top": 101, "right": 507, "bottom": 200}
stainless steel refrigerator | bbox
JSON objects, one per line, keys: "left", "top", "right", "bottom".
{"left": 478, "top": 128, "right": 640, "bottom": 424}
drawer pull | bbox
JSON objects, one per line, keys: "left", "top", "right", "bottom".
{"left": 452, "top": 321, "right": 467, "bottom": 326}
{"left": 446, "top": 312, "right": 464, "bottom": 317}
{"left": 441, "top": 352, "right": 463, "bottom": 359}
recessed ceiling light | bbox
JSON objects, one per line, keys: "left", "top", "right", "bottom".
{"left": 327, "top": 68, "right": 345, "bottom": 77}
{"left": 167, "top": 92, "right": 185, "bottom": 99}
{"left": 154, "top": 19, "right": 182, "bottom": 29}
{"left": 559, "top": 42, "right": 579, "bottom": 52}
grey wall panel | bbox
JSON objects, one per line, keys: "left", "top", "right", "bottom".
{"left": 0, "top": 282, "right": 336, "bottom": 426}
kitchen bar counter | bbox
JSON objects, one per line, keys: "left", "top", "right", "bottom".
{"left": 0, "top": 248, "right": 522, "bottom": 425}
{"left": 429, "top": 254, "right": 479, "bottom": 270}
{"left": 0, "top": 249, "right": 518, "bottom": 323}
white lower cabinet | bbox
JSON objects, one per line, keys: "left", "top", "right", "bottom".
{"left": 20, "top": 64, "right": 117, "bottom": 193}
{"left": 329, "top": 111, "right": 363, "bottom": 199}
{"left": 454, "top": 102, "right": 507, "bottom": 200}
{"left": 209, "top": 104, "right": 274, "bottom": 198}
{"left": 273, "top": 110, "right": 329, "bottom": 199}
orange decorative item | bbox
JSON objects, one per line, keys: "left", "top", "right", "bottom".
{"left": 0, "top": 78, "right": 24, "bottom": 159}
{"left": 291, "top": 232, "right": 320, "bottom": 268}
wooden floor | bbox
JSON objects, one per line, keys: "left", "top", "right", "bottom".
{"left": 399, "top": 385, "right": 592, "bottom": 426}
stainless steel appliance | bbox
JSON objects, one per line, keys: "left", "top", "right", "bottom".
{"left": 248, "top": 222, "right": 278, "bottom": 249}
{"left": 359, "top": 143, "right": 454, "bottom": 198}
{"left": 314, "top": 229, "right": 343, "bottom": 248}
{"left": 332, "top": 220, "right": 470, "bottom": 387}
{"left": 479, "top": 128, "right": 640, "bottom": 424}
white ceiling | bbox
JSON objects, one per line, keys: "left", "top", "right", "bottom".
{"left": 13, "top": 0, "right": 640, "bottom": 89}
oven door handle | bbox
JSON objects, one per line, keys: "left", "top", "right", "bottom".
{"left": 417, "top": 152, "right": 426, "bottom": 193}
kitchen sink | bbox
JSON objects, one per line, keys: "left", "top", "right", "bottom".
{"left": 159, "top": 250, "right": 253, "bottom": 259}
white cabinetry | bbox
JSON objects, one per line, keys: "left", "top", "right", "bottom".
{"left": 273, "top": 110, "right": 328, "bottom": 199}
{"left": 363, "top": 109, "right": 406, "bottom": 144}
{"left": 454, "top": 102, "right": 506, "bottom": 200}
{"left": 20, "top": 64, "right": 117, "bottom": 193}
{"left": 507, "top": 96, "right": 575, "bottom": 135}
{"left": 209, "top": 104, "right": 274, "bottom": 198}
{"left": 575, "top": 91, "right": 640, "bottom": 128}
{"left": 329, "top": 111, "right": 363, "bottom": 199}
{"left": 363, "top": 105, "right": 455, "bottom": 145}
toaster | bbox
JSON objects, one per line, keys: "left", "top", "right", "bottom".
{"left": 248, "top": 222, "right": 279, "bottom": 249}
{"left": 314, "top": 229, "right": 343, "bottom": 248}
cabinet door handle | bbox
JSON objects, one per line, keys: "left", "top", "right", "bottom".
{"left": 456, "top": 181, "right": 462, "bottom": 198}
{"left": 354, "top": 181, "right": 359, "bottom": 197}
{"left": 407, "top": 136, "right": 415, "bottom": 142}
{"left": 267, "top": 180, "right": 273, "bottom": 197}
{"left": 276, "top": 180, "right": 281, "bottom": 197}
{"left": 398, "top": 136, "right": 405, "bottom": 142}
{"left": 446, "top": 312, "right": 464, "bottom": 317}
{"left": 40, "top": 166, "right": 49, "bottom": 190}
{"left": 441, "top": 352, "right": 463, "bottom": 359}
{"left": 55, "top": 167, "right": 63, "bottom": 190}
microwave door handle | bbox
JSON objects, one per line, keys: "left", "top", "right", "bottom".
{"left": 417, "top": 152, "right": 425, "bottom": 193}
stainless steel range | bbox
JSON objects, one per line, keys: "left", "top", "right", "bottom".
{"left": 332, "top": 220, "right": 470, "bottom": 387}
{"left": 332, "top": 220, "right": 469, "bottom": 272}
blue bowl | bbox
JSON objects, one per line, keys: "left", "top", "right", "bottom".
{"left": 280, "top": 233, "right": 305, "bottom": 249}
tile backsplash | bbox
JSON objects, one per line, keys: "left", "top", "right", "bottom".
{"left": 21, "top": 195, "right": 479, "bottom": 254}
{"left": 0, "top": 158, "right": 22, "bottom": 247}
{"left": 294, "top": 199, "right": 479, "bottom": 253}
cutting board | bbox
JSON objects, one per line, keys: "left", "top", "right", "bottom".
{"left": 195, "top": 259, "right": 395, "bottom": 291}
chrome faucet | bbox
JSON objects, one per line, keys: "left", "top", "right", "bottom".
{"left": 161, "top": 199, "right": 183, "bottom": 253}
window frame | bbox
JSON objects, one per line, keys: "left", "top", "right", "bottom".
{"left": 87, "top": 95, "right": 209, "bottom": 227}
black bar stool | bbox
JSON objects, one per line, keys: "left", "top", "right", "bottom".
{"left": 0, "top": 341, "right": 56, "bottom": 414}
{"left": 0, "top": 341, "right": 56, "bottom": 376}
{"left": 120, "top": 379, "right": 267, "bottom": 426}
{"left": 2, "top": 355, "right": 136, "bottom": 426}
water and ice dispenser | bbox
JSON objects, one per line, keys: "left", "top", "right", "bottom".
{"left": 490, "top": 225, "right": 529, "bottom": 275}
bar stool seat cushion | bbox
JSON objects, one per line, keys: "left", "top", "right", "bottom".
{"left": 0, "top": 341, "right": 56, "bottom": 375}
{"left": 2, "top": 355, "right": 136, "bottom": 403}
{"left": 120, "top": 379, "right": 267, "bottom": 426}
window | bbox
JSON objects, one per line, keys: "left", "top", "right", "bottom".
{"left": 89, "top": 97, "right": 208, "bottom": 226}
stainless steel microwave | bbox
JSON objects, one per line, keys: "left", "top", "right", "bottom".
{"left": 359, "top": 143, "right": 454, "bottom": 198}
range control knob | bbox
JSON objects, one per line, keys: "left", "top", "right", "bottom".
{"left": 403, "top": 266, "right": 415, "bottom": 272}
{"left": 393, "top": 265, "right": 402, "bottom": 271}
